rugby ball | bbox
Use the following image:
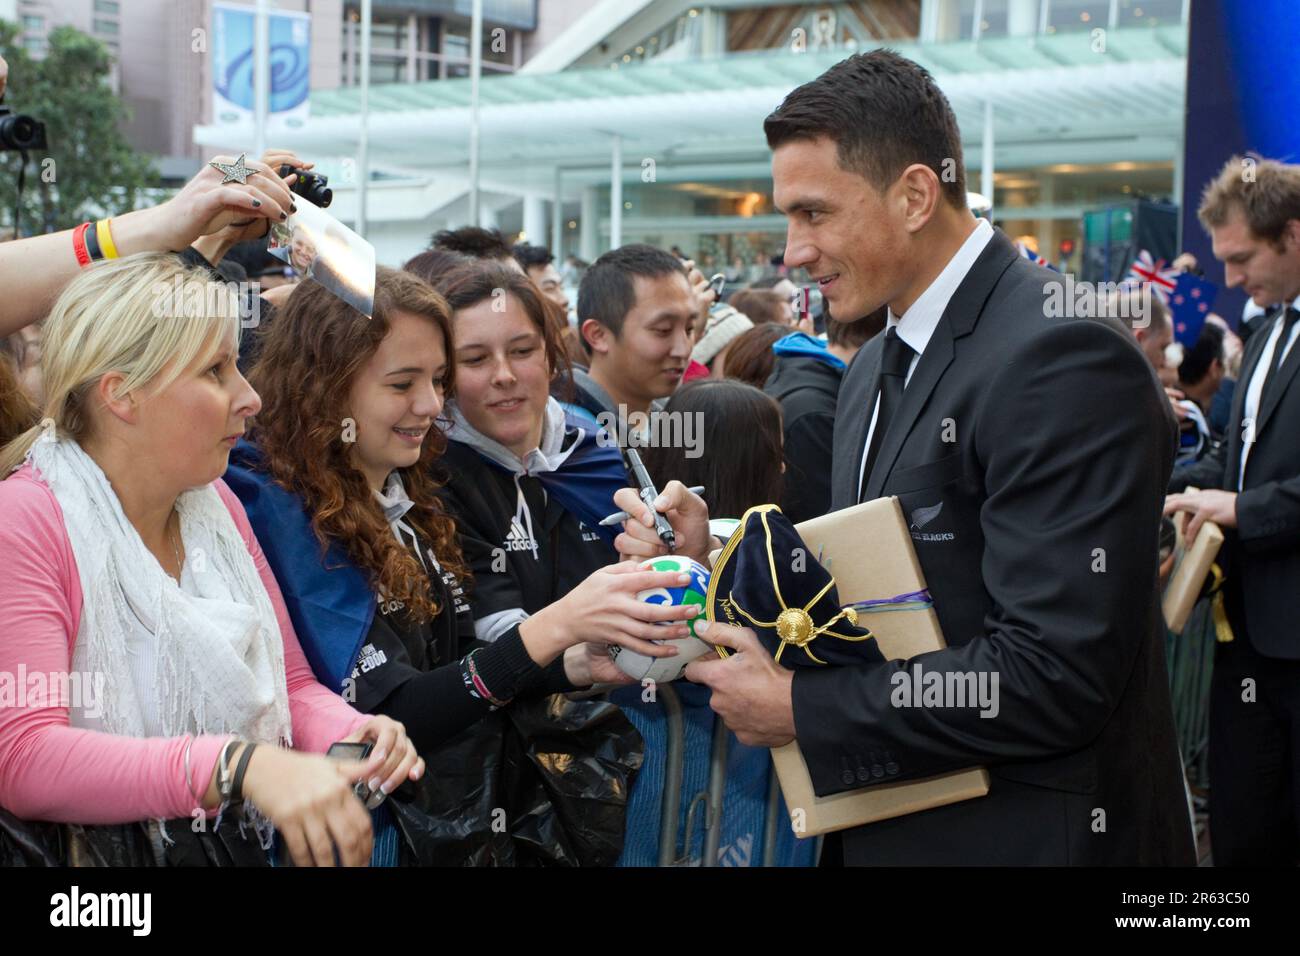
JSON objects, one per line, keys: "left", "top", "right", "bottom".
{"left": 609, "top": 555, "right": 714, "bottom": 683}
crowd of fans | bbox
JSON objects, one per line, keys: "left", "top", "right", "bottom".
{"left": 0, "top": 147, "right": 876, "bottom": 867}
{"left": 0, "top": 131, "right": 1289, "bottom": 866}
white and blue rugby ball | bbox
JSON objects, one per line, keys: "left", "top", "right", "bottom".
{"left": 609, "top": 555, "right": 714, "bottom": 683}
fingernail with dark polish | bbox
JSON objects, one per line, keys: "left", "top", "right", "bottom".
{"left": 251, "top": 199, "right": 262, "bottom": 207}
{"left": 280, "top": 212, "right": 287, "bottom": 220}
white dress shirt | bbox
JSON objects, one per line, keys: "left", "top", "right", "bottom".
{"left": 1238, "top": 299, "right": 1300, "bottom": 490}
{"left": 858, "top": 218, "right": 995, "bottom": 494}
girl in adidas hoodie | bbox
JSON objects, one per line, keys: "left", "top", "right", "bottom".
{"left": 429, "top": 262, "right": 637, "bottom": 649}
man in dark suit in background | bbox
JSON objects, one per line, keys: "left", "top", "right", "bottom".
{"left": 1167, "top": 156, "right": 1300, "bottom": 866}
{"left": 615, "top": 50, "right": 1193, "bottom": 865}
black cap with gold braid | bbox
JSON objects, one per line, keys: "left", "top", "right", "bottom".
{"left": 705, "top": 505, "right": 884, "bottom": 669}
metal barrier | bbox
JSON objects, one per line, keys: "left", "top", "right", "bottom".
{"left": 651, "top": 683, "right": 803, "bottom": 867}
{"left": 1165, "top": 595, "right": 1217, "bottom": 789}
{"left": 655, "top": 683, "right": 686, "bottom": 867}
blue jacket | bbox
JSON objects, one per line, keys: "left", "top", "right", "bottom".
{"left": 770, "top": 331, "right": 845, "bottom": 370}
{"left": 224, "top": 440, "right": 375, "bottom": 694}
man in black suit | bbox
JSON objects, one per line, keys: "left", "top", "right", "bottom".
{"left": 612, "top": 50, "right": 1193, "bottom": 865}
{"left": 1166, "top": 156, "right": 1300, "bottom": 866}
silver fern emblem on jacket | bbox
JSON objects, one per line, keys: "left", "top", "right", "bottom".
{"left": 910, "top": 502, "right": 944, "bottom": 530}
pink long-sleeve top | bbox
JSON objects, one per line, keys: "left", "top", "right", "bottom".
{"left": 0, "top": 464, "right": 369, "bottom": 823}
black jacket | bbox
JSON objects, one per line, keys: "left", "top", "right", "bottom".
{"left": 764, "top": 349, "right": 843, "bottom": 525}
{"left": 346, "top": 518, "right": 572, "bottom": 755}
{"left": 435, "top": 438, "right": 617, "bottom": 625}
{"left": 794, "top": 228, "right": 1193, "bottom": 865}
{"left": 1172, "top": 307, "right": 1300, "bottom": 659}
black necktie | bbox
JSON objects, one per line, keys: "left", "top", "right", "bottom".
{"left": 859, "top": 327, "right": 915, "bottom": 502}
{"left": 1259, "top": 306, "right": 1300, "bottom": 408}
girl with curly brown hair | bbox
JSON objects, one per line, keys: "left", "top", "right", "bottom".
{"left": 224, "top": 267, "right": 694, "bottom": 863}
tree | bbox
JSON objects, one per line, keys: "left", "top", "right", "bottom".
{"left": 0, "top": 21, "right": 158, "bottom": 235}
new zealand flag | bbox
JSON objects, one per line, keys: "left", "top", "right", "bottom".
{"left": 1167, "top": 272, "right": 1219, "bottom": 347}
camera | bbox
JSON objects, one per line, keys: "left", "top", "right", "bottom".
{"left": 278, "top": 163, "right": 332, "bottom": 208}
{"left": 0, "top": 105, "right": 46, "bottom": 152}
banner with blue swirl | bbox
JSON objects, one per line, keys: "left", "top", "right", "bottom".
{"left": 212, "top": 2, "right": 311, "bottom": 133}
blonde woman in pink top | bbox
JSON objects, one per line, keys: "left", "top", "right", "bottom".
{"left": 0, "top": 252, "right": 421, "bottom": 867}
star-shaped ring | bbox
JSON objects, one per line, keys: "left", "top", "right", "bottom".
{"left": 208, "top": 153, "right": 256, "bottom": 185}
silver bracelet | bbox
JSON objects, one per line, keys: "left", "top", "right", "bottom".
{"left": 216, "top": 738, "right": 239, "bottom": 805}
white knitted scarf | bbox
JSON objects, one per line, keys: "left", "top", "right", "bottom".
{"left": 28, "top": 432, "right": 292, "bottom": 747}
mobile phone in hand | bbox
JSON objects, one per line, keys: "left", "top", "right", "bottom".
{"left": 326, "top": 741, "right": 384, "bottom": 809}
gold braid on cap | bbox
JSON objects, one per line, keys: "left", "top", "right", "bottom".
{"left": 705, "top": 505, "right": 872, "bottom": 664}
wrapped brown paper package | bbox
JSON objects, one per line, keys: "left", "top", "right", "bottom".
{"left": 766, "top": 497, "right": 989, "bottom": 837}
{"left": 1162, "top": 488, "right": 1224, "bottom": 635}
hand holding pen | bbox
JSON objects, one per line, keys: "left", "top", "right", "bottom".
{"left": 609, "top": 479, "right": 719, "bottom": 568}
{"left": 623, "top": 447, "right": 677, "bottom": 551}
{"left": 599, "top": 486, "right": 706, "bottom": 528}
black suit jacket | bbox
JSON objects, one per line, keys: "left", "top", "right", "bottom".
{"left": 790, "top": 229, "right": 1195, "bottom": 865}
{"left": 1172, "top": 309, "right": 1300, "bottom": 659}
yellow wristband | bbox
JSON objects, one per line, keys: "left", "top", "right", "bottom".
{"left": 96, "top": 219, "right": 119, "bottom": 259}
